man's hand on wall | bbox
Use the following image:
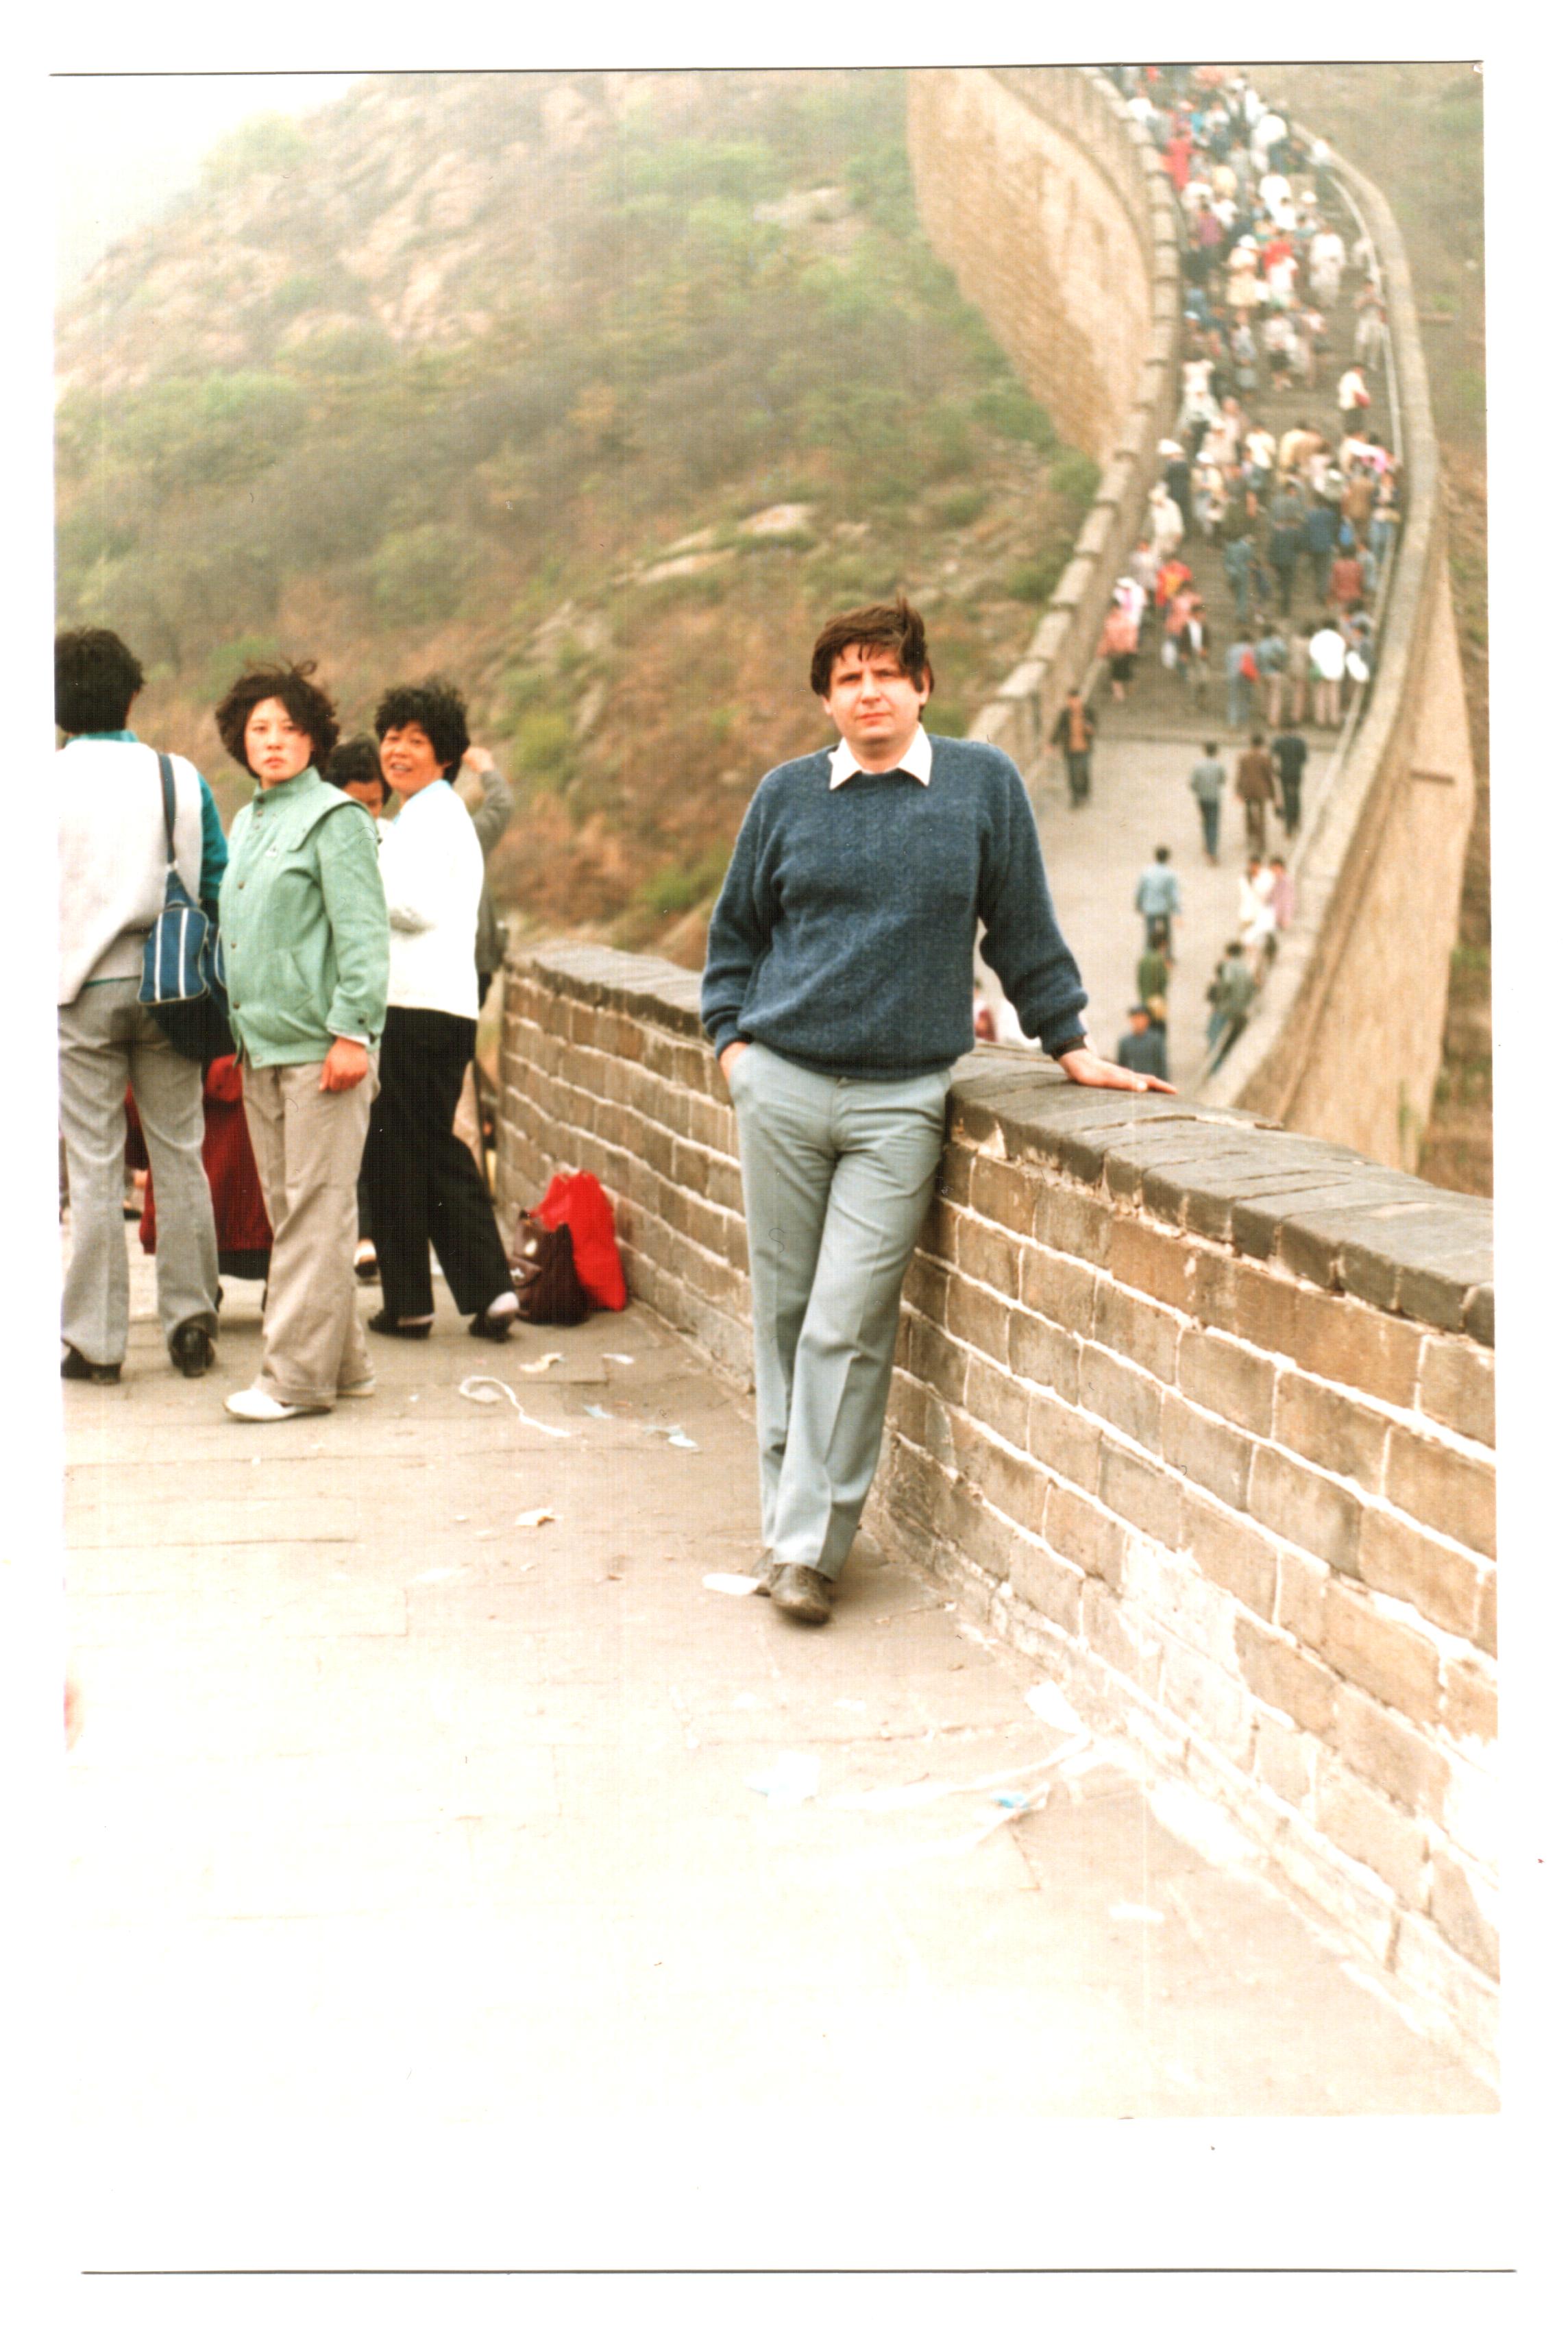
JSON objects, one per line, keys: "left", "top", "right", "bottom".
{"left": 1059, "top": 1043, "right": 1175, "bottom": 1097}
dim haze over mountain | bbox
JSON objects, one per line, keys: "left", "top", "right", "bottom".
{"left": 54, "top": 72, "right": 366, "bottom": 291}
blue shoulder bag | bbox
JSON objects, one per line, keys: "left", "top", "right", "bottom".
{"left": 138, "top": 752, "right": 232, "bottom": 1064}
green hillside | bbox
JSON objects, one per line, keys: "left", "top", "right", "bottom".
{"left": 57, "top": 69, "right": 1097, "bottom": 960}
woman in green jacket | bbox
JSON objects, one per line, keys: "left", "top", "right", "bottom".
{"left": 215, "top": 662, "right": 389, "bottom": 1422}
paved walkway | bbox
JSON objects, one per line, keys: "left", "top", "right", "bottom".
{"left": 62, "top": 1226, "right": 1491, "bottom": 2262}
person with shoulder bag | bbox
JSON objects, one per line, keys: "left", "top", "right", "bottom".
{"left": 56, "top": 628, "right": 226, "bottom": 1385}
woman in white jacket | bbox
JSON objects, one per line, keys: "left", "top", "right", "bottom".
{"left": 362, "top": 678, "right": 519, "bottom": 1343}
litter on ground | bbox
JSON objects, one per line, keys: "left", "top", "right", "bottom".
{"left": 517, "top": 1352, "right": 563, "bottom": 1376}
{"left": 746, "top": 1752, "right": 820, "bottom": 1805}
{"left": 702, "top": 1572, "right": 762, "bottom": 1596}
{"left": 458, "top": 1376, "right": 572, "bottom": 1438}
{"left": 515, "top": 1508, "right": 556, "bottom": 1529}
{"left": 1025, "top": 1679, "right": 1087, "bottom": 1734}
{"left": 605, "top": 1355, "right": 635, "bottom": 1366}
{"left": 583, "top": 1403, "right": 613, "bottom": 1421}
{"left": 641, "top": 1423, "right": 699, "bottom": 1450}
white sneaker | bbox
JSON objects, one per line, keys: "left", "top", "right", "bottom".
{"left": 337, "top": 1377, "right": 376, "bottom": 1400}
{"left": 225, "top": 1387, "right": 330, "bottom": 1422}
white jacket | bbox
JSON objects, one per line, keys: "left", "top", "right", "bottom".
{"left": 57, "top": 737, "right": 206, "bottom": 1005}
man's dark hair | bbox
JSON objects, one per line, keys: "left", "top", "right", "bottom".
{"left": 1154, "top": 845, "right": 1171, "bottom": 863}
{"left": 373, "top": 676, "right": 469, "bottom": 777}
{"left": 56, "top": 628, "right": 143, "bottom": 736}
{"left": 215, "top": 660, "right": 340, "bottom": 775}
{"left": 1251, "top": 731, "right": 1264, "bottom": 746}
{"left": 1203, "top": 740, "right": 1218, "bottom": 755}
{"left": 325, "top": 735, "right": 387, "bottom": 803}
{"left": 809, "top": 596, "right": 933, "bottom": 701}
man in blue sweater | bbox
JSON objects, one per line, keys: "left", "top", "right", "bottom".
{"left": 701, "top": 598, "right": 1173, "bottom": 1625}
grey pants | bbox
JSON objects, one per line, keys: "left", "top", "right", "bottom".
{"left": 729, "top": 1043, "right": 951, "bottom": 1581}
{"left": 58, "top": 979, "right": 218, "bottom": 1368}
{"left": 243, "top": 1058, "right": 378, "bottom": 1408}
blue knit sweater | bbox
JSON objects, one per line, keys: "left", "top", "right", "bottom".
{"left": 700, "top": 734, "right": 1088, "bottom": 1079}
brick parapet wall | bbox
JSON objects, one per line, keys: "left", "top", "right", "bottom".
{"left": 498, "top": 945, "right": 1497, "bottom": 2077}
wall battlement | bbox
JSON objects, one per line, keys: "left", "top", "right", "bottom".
{"left": 498, "top": 944, "right": 1497, "bottom": 2080}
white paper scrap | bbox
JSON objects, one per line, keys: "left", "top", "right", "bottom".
{"left": 1025, "top": 1679, "right": 1086, "bottom": 1734}
{"left": 515, "top": 1508, "right": 557, "bottom": 1529}
{"left": 517, "top": 1352, "right": 563, "bottom": 1375}
{"left": 605, "top": 1354, "right": 635, "bottom": 1365}
{"left": 703, "top": 1572, "right": 762, "bottom": 1596}
{"left": 746, "top": 1752, "right": 820, "bottom": 1805}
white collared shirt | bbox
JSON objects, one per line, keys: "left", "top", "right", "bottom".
{"left": 827, "top": 723, "right": 933, "bottom": 790}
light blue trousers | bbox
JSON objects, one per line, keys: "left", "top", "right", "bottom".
{"left": 58, "top": 978, "right": 218, "bottom": 1368}
{"left": 729, "top": 1043, "right": 951, "bottom": 1580}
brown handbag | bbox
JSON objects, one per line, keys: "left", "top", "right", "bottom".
{"left": 510, "top": 1213, "right": 590, "bottom": 1326}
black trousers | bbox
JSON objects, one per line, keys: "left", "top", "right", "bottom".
{"left": 365, "top": 1006, "right": 511, "bottom": 1322}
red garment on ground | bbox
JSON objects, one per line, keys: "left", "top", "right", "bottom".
{"left": 128, "top": 1055, "right": 273, "bottom": 1264}
{"left": 534, "top": 1169, "right": 626, "bottom": 1311}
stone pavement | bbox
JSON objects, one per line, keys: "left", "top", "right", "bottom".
{"left": 1033, "top": 731, "right": 1331, "bottom": 1094}
{"left": 58, "top": 1225, "right": 1493, "bottom": 2263}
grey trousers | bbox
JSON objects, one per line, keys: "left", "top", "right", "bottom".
{"left": 730, "top": 1043, "right": 951, "bottom": 1581}
{"left": 243, "top": 1058, "right": 378, "bottom": 1408}
{"left": 58, "top": 978, "right": 218, "bottom": 1368}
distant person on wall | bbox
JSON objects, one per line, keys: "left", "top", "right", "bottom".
{"left": 56, "top": 628, "right": 226, "bottom": 1385}
{"left": 1204, "top": 942, "right": 1256, "bottom": 1072}
{"left": 1135, "top": 942, "right": 1169, "bottom": 1028}
{"left": 1234, "top": 731, "right": 1279, "bottom": 858}
{"left": 1097, "top": 598, "right": 1140, "bottom": 702}
{"left": 1188, "top": 740, "right": 1226, "bottom": 864}
{"left": 215, "top": 662, "right": 388, "bottom": 1422}
{"left": 1051, "top": 688, "right": 1097, "bottom": 807}
{"left": 363, "top": 679, "right": 519, "bottom": 1346}
{"left": 1309, "top": 620, "right": 1348, "bottom": 727}
{"left": 701, "top": 597, "right": 1173, "bottom": 1627}
{"left": 1271, "top": 725, "right": 1309, "bottom": 840}
{"left": 1134, "top": 845, "right": 1182, "bottom": 960}
{"left": 1118, "top": 1002, "right": 1168, "bottom": 1082}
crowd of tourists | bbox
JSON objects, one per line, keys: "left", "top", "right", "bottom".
{"left": 1097, "top": 62, "right": 1397, "bottom": 738}
{"left": 1089, "top": 63, "right": 1397, "bottom": 1080}
{"left": 57, "top": 627, "right": 516, "bottom": 1418}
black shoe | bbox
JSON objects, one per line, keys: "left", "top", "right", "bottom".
{"left": 367, "top": 1311, "right": 432, "bottom": 1339}
{"left": 770, "top": 1563, "right": 833, "bottom": 1625}
{"left": 468, "top": 1309, "right": 514, "bottom": 1342}
{"left": 61, "top": 1347, "right": 120, "bottom": 1385}
{"left": 170, "top": 1321, "right": 214, "bottom": 1378}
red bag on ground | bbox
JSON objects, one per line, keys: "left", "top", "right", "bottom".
{"left": 534, "top": 1170, "right": 627, "bottom": 1311}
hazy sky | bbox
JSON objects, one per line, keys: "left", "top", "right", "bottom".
{"left": 53, "top": 71, "right": 367, "bottom": 293}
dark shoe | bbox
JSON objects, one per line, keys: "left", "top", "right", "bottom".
{"left": 61, "top": 1347, "right": 121, "bottom": 1385}
{"left": 170, "top": 1321, "right": 214, "bottom": 1378}
{"left": 750, "top": 1552, "right": 774, "bottom": 1598}
{"left": 770, "top": 1563, "right": 833, "bottom": 1625}
{"left": 367, "top": 1311, "right": 432, "bottom": 1339}
{"left": 468, "top": 1309, "right": 513, "bottom": 1342}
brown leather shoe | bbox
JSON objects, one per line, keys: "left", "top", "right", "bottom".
{"left": 750, "top": 1552, "right": 774, "bottom": 1597}
{"left": 770, "top": 1563, "right": 832, "bottom": 1625}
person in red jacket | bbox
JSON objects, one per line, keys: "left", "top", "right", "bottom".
{"left": 128, "top": 1054, "right": 273, "bottom": 1285}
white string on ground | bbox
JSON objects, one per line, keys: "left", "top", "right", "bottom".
{"left": 458, "top": 1376, "right": 572, "bottom": 1438}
